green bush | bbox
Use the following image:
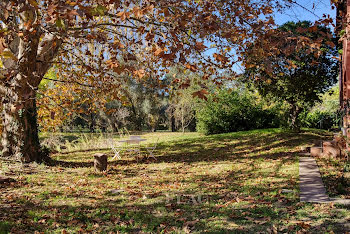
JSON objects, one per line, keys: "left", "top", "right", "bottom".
{"left": 196, "top": 90, "right": 280, "bottom": 135}
{"left": 301, "top": 111, "right": 339, "bottom": 130}
{"left": 0, "top": 221, "right": 11, "bottom": 234}
{"left": 300, "top": 85, "right": 340, "bottom": 130}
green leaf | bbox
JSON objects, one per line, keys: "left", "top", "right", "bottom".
{"left": 55, "top": 18, "right": 65, "bottom": 29}
{"left": 96, "top": 5, "right": 107, "bottom": 16}
{"left": 91, "top": 5, "right": 108, "bottom": 16}
{"left": 340, "top": 29, "right": 346, "bottom": 37}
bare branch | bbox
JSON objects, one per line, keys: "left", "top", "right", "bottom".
{"left": 67, "top": 23, "right": 139, "bottom": 31}
{"left": 42, "top": 77, "right": 96, "bottom": 88}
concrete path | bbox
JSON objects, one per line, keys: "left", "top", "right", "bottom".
{"left": 299, "top": 157, "right": 350, "bottom": 204}
{"left": 299, "top": 157, "right": 330, "bottom": 203}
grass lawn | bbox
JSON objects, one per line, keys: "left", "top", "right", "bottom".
{"left": 1, "top": 128, "right": 350, "bottom": 233}
{"left": 318, "top": 155, "right": 350, "bottom": 199}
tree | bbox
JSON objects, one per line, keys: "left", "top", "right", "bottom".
{"left": 167, "top": 94, "right": 196, "bottom": 133}
{"left": 164, "top": 66, "right": 206, "bottom": 133}
{"left": 0, "top": 0, "right": 292, "bottom": 162}
{"left": 37, "top": 68, "right": 71, "bottom": 132}
{"left": 244, "top": 21, "right": 338, "bottom": 131}
{"left": 167, "top": 87, "right": 199, "bottom": 133}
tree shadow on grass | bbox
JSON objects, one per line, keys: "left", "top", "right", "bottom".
{"left": 149, "top": 131, "right": 331, "bottom": 164}
{"left": 46, "top": 129, "right": 332, "bottom": 169}
{"left": 55, "top": 148, "right": 111, "bottom": 155}
{"left": 46, "top": 159, "right": 94, "bottom": 168}
{"left": 47, "top": 156, "right": 140, "bottom": 168}
{"left": 0, "top": 129, "right": 346, "bottom": 233}
{"left": 0, "top": 193, "right": 296, "bottom": 233}
{"left": 1, "top": 181, "right": 348, "bottom": 233}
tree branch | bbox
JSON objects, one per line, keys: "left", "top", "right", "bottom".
{"left": 42, "top": 77, "right": 95, "bottom": 88}
{"left": 67, "top": 23, "right": 139, "bottom": 31}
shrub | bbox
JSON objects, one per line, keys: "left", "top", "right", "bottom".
{"left": 300, "top": 85, "right": 340, "bottom": 130}
{"left": 196, "top": 89, "right": 280, "bottom": 135}
{"left": 301, "top": 110, "right": 339, "bottom": 130}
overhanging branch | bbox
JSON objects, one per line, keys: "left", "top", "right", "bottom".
{"left": 42, "top": 77, "right": 95, "bottom": 88}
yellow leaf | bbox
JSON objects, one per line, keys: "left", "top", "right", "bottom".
{"left": 28, "top": 0, "right": 39, "bottom": 8}
{"left": 66, "top": 1, "right": 78, "bottom": 6}
{"left": 1, "top": 50, "right": 17, "bottom": 60}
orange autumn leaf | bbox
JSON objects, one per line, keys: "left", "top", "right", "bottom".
{"left": 192, "top": 89, "right": 209, "bottom": 100}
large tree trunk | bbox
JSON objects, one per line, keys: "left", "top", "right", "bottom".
{"left": 0, "top": 2, "right": 61, "bottom": 163}
{"left": 1, "top": 87, "right": 43, "bottom": 163}
{"left": 289, "top": 103, "right": 302, "bottom": 132}
{"left": 171, "top": 115, "right": 176, "bottom": 132}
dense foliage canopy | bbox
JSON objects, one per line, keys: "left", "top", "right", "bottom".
{"left": 244, "top": 21, "right": 338, "bottom": 131}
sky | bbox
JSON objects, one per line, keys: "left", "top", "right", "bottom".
{"left": 225, "top": 0, "right": 337, "bottom": 74}
{"left": 274, "top": 0, "right": 336, "bottom": 26}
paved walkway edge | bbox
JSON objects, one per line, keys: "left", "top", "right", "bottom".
{"left": 299, "top": 157, "right": 330, "bottom": 203}
{"left": 299, "top": 157, "right": 350, "bottom": 204}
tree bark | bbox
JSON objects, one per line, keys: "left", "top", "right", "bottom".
{"left": 170, "top": 106, "right": 176, "bottom": 132}
{"left": 0, "top": 2, "right": 62, "bottom": 163}
{"left": 289, "top": 103, "right": 302, "bottom": 132}
{"left": 89, "top": 113, "right": 96, "bottom": 133}
{"left": 1, "top": 87, "right": 43, "bottom": 162}
{"left": 181, "top": 107, "right": 185, "bottom": 133}
{"left": 171, "top": 115, "right": 176, "bottom": 132}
